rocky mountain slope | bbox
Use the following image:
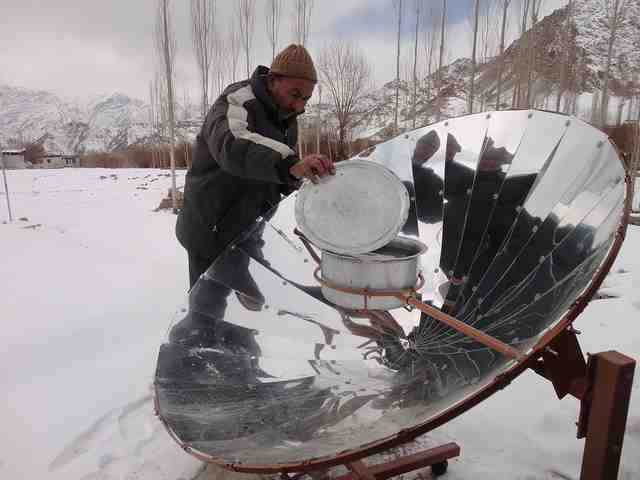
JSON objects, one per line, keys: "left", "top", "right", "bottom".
{"left": 356, "top": 0, "right": 640, "bottom": 138}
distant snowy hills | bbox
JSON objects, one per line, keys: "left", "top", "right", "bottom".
{"left": 0, "top": 86, "right": 202, "bottom": 154}
{"left": 1, "top": 0, "right": 638, "bottom": 154}
{"left": 0, "top": 86, "right": 149, "bottom": 154}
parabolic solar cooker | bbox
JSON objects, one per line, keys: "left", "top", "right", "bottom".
{"left": 155, "top": 110, "right": 634, "bottom": 478}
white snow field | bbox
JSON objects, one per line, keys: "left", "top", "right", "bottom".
{"left": 0, "top": 168, "right": 638, "bottom": 480}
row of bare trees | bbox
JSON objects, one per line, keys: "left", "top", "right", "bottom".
{"left": 388, "top": 0, "right": 639, "bottom": 129}
{"left": 185, "top": 0, "right": 315, "bottom": 118}
{"left": 151, "top": 0, "right": 371, "bottom": 163}
{"left": 147, "top": 0, "right": 324, "bottom": 206}
{"left": 143, "top": 0, "right": 639, "bottom": 181}
{"left": 318, "top": 43, "right": 372, "bottom": 160}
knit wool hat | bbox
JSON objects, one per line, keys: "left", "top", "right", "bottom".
{"left": 270, "top": 44, "right": 317, "bottom": 83}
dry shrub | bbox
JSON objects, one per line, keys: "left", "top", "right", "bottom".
{"left": 604, "top": 122, "right": 638, "bottom": 171}
{"left": 80, "top": 143, "right": 192, "bottom": 169}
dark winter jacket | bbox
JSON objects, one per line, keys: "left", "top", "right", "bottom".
{"left": 176, "top": 66, "right": 301, "bottom": 260}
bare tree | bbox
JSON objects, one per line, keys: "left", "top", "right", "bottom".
{"left": 265, "top": 0, "right": 283, "bottom": 60}
{"left": 420, "top": 3, "right": 442, "bottom": 123}
{"left": 227, "top": 24, "right": 242, "bottom": 83}
{"left": 149, "top": 80, "right": 157, "bottom": 135}
{"left": 150, "top": 69, "right": 167, "bottom": 137}
{"left": 149, "top": 75, "right": 164, "bottom": 168}
{"left": 210, "top": 30, "right": 227, "bottom": 97}
{"left": 318, "top": 42, "right": 371, "bottom": 160}
{"left": 155, "top": 0, "right": 178, "bottom": 213}
{"left": 292, "top": 0, "right": 314, "bottom": 46}
{"left": 411, "top": 0, "right": 421, "bottom": 129}
{"left": 524, "top": 0, "right": 543, "bottom": 107}
{"left": 631, "top": 122, "right": 640, "bottom": 215}
{"left": 556, "top": 0, "right": 573, "bottom": 112}
{"left": 630, "top": 74, "right": 640, "bottom": 122}
{"left": 401, "top": 59, "right": 414, "bottom": 120}
{"left": 436, "top": 0, "right": 447, "bottom": 121}
{"left": 394, "top": 0, "right": 403, "bottom": 133}
{"left": 422, "top": 4, "right": 439, "bottom": 97}
{"left": 496, "top": 0, "right": 511, "bottom": 110}
{"left": 479, "top": 0, "right": 499, "bottom": 65}
{"left": 512, "top": 0, "right": 531, "bottom": 107}
{"left": 616, "top": 96, "right": 626, "bottom": 126}
{"left": 237, "top": 0, "right": 256, "bottom": 78}
{"left": 476, "top": 0, "right": 498, "bottom": 111}
{"left": 287, "top": 0, "right": 314, "bottom": 150}
{"left": 469, "top": 0, "right": 481, "bottom": 114}
{"left": 590, "top": 90, "right": 601, "bottom": 124}
{"left": 316, "top": 83, "right": 322, "bottom": 153}
{"left": 600, "top": 0, "right": 629, "bottom": 126}
{"left": 191, "top": 0, "right": 216, "bottom": 118}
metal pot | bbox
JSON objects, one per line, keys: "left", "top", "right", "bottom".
{"left": 319, "top": 236, "right": 427, "bottom": 310}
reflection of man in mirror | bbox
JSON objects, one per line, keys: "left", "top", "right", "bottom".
{"left": 169, "top": 218, "right": 270, "bottom": 351}
{"left": 412, "top": 130, "right": 440, "bottom": 166}
{"left": 161, "top": 284, "right": 269, "bottom": 388}
{"left": 440, "top": 132, "right": 471, "bottom": 283}
{"left": 402, "top": 131, "right": 452, "bottom": 235}
{"left": 443, "top": 136, "right": 541, "bottom": 315}
{"left": 477, "top": 137, "right": 511, "bottom": 172}
{"left": 411, "top": 131, "right": 461, "bottom": 167}
{"left": 169, "top": 239, "right": 266, "bottom": 349}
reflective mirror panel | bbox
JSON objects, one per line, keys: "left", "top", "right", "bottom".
{"left": 155, "top": 111, "right": 628, "bottom": 466}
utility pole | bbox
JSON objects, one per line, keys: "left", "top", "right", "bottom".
{"left": 0, "top": 146, "right": 14, "bottom": 222}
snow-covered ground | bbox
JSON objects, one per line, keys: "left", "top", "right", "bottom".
{"left": 0, "top": 168, "right": 638, "bottom": 480}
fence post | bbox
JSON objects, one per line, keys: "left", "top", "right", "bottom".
{"left": 0, "top": 145, "right": 14, "bottom": 222}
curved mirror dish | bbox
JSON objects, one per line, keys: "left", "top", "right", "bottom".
{"left": 155, "top": 110, "right": 628, "bottom": 467}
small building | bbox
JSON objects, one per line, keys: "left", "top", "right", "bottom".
{"left": 1, "top": 149, "right": 27, "bottom": 169}
{"left": 37, "top": 153, "right": 80, "bottom": 168}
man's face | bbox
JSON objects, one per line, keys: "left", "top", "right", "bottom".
{"left": 268, "top": 76, "right": 315, "bottom": 116}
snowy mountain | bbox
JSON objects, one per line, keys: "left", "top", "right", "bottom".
{"left": 1, "top": 0, "right": 639, "bottom": 154}
{"left": 0, "top": 86, "right": 153, "bottom": 154}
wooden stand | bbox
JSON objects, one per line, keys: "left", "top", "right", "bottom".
{"left": 281, "top": 443, "right": 460, "bottom": 480}
{"left": 531, "top": 329, "right": 636, "bottom": 480}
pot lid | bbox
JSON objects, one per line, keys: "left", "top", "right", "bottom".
{"left": 295, "top": 159, "right": 410, "bottom": 255}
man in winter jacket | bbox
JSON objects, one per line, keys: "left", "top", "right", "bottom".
{"left": 176, "top": 44, "right": 334, "bottom": 288}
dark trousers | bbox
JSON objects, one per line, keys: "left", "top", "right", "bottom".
{"left": 188, "top": 252, "right": 214, "bottom": 289}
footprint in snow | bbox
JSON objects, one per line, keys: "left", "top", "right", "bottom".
{"left": 49, "top": 393, "right": 158, "bottom": 473}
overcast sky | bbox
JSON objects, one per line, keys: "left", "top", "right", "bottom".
{"left": 0, "top": 0, "right": 566, "bottom": 102}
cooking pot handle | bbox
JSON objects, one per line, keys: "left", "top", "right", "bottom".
{"left": 293, "top": 228, "right": 322, "bottom": 265}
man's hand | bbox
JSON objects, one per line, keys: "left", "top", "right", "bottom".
{"left": 290, "top": 154, "right": 336, "bottom": 184}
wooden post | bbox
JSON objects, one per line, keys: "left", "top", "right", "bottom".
{"left": 580, "top": 351, "right": 635, "bottom": 480}
{"left": 0, "top": 147, "right": 14, "bottom": 222}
